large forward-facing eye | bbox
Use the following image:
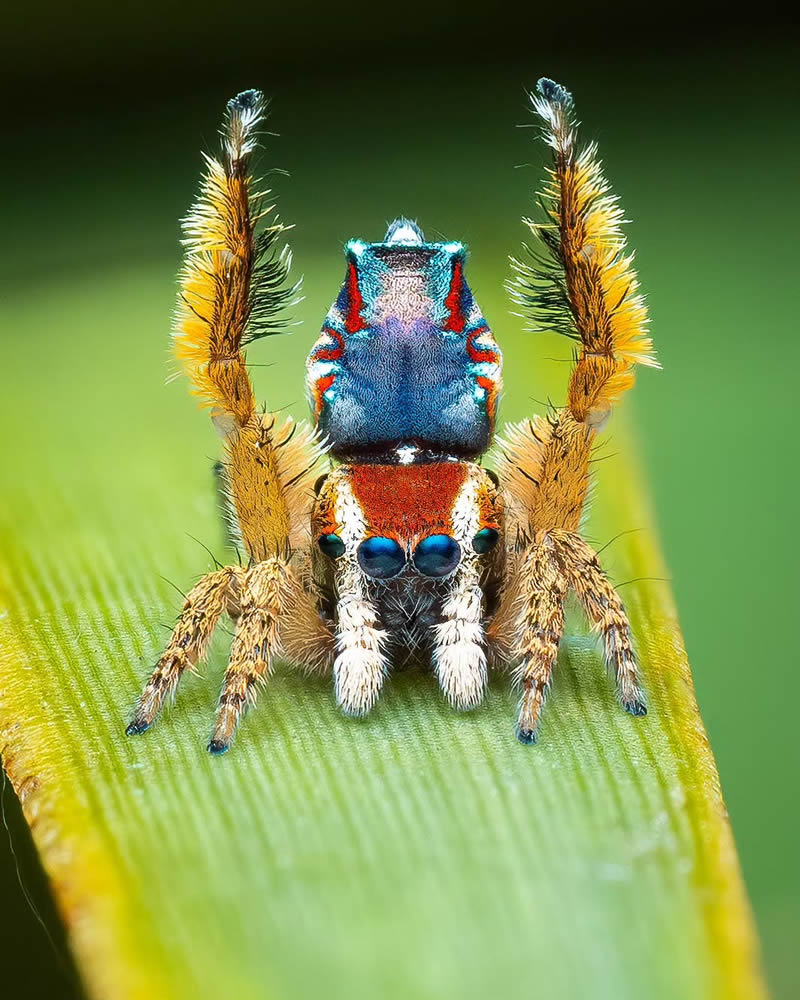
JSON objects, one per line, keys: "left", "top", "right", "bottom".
{"left": 413, "top": 534, "right": 461, "bottom": 577}
{"left": 357, "top": 536, "right": 406, "bottom": 579}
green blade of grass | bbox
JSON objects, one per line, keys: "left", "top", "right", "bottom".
{"left": 0, "top": 254, "right": 766, "bottom": 1000}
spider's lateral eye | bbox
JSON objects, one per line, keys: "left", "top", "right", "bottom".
{"left": 485, "top": 469, "right": 500, "bottom": 489}
{"left": 318, "top": 533, "right": 345, "bottom": 559}
{"left": 472, "top": 527, "right": 499, "bottom": 554}
{"left": 414, "top": 534, "right": 461, "bottom": 577}
{"left": 357, "top": 536, "right": 406, "bottom": 579}
{"left": 313, "top": 474, "right": 329, "bottom": 496}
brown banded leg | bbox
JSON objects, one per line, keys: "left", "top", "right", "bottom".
{"left": 556, "top": 532, "right": 646, "bottom": 716}
{"left": 208, "top": 558, "right": 288, "bottom": 754}
{"left": 127, "top": 567, "right": 238, "bottom": 735}
{"left": 514, "top": 539, "right": 569, "bottom": 744}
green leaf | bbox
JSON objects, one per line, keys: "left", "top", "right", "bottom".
{"left": 0, "top": 249, "right": 766, "bottom": 1000}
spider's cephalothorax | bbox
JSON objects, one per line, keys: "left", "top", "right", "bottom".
{"left": 128, "top": 80, "right": 658, "bottom": 753}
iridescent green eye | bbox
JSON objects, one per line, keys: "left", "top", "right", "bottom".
{"left": 472, "top": 527, "right": 499, "bottom": 554}
{"left": 318, "top": 533, "right": 345, "bottom": 559}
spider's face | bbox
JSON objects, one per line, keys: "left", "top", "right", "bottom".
{"left": 313, "top": 463, "right": 503, "bottom": 582}
{"left": 306, "top": 219, "right": 502, "bottom": 462}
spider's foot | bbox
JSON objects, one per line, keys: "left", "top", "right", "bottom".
{"left": 623, "top": 699, "right": 648, "bottom": 718}
{"left": 125, "top": 718, "right": 152, "bottom": 736}
{"left": 334, "top": 652, "right": 385, "bottom": 718}
{"left": 208, "top": 701, "right": 241, "bottom": 755}
{"left": 435, "top": 645, "right": 488, "bottom": 713}
{"left": 516, "top": 676, "right": 546, "bottom": 746}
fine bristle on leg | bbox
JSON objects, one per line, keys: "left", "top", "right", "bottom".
{"left": 333, "top": 594, "right": 387, "bottom": 717}
{"left": 432, "top": 571, "right": 488, "bottom": 711}
{"left": 512, "top": 541, "right": 569, "bottom": 743}
{"left": 329, "top": 478, "right": 388, "bottom": 717}
{"left": 491, "top": 77, "right": 658, "bottom": 743}
{"left": 128, "top": 568, "right": 237, "bottom": 735}
{"left": 209, "top": 558, "right": 288, "bottom": 753}
{"left": 556, "top": 532, "right": 646, "bottom": 716}
{"left": 133, "top": 90, "right": 332, "bottom": 754}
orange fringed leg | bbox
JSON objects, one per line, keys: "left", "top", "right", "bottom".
{"left": 127, "top": 568, "right": 238, "bottom": 735}
{"left": 128, "top": 91, "right": 333, "bottom": 754}
{"left": 495, "top": 77, "right": 657, "bottom": 743}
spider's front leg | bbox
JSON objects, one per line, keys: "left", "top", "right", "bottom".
{"left": 493, "top": 78, "right": 658, "bottom": 743}
{"left": 431, "top": 472, "right": 493, "bottom": 711}
{"left": 433, "top": 561, "right": 488, "bottom": 711}
{"left": 315, "top": 473, "right": 389, "bottom": 717}
{"left": 505, "top": 522, "right": 647, "bottom": 743}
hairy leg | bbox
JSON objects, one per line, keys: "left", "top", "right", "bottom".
{"left": 430, "top": 467, "right": 494, "bottom": 709}
{"left": 556, "top": 532, "right": 646, "bottom": 716}
{"left": 333, "top": 574, "right": 387, "bottom": 718}
{"left": 513, "top": 540, "right": 569, "bottom": 743}
{"left": 129, "top": 91, "right": 331, "bottom": 753}
{"left": 127, "top": 567, "right": 238, "bottom": 735}
{"left": 330, "top": 477, "right": 388, "bottom": 717}
{"left": 432, "top": 562, "right": 488, "bottom": 711}
{"left": 492, "top": 78, "right": 658, "bottom": 743}
{"left": 209, "top": 558, "right": 289, "bottom": 754}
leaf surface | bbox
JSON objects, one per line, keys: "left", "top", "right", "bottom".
{"left": 0, "top": 256, "right": 765, "bottom": 1000}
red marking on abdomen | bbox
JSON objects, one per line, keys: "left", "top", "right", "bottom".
{"left": 443, "top": 257, "right": 466, "bottom": 333}
{"left": 345, "top": 261, "right": 367, "bottom": 333}
{"left": 313, "top": 373, "right": 337, "bottom": 416}
{"left": 349, "top": 463, "right": 469, "bottom": 540}
{"left": 312, "top": 327, "right": 345, "bottom": 361}
{"left": 476, "top": 375, "right": 498, "bottom": 423}
{"left": 466, "top": 326, "right": 499, "bottom": 364}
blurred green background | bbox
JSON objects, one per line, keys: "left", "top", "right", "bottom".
{"left": 1, "top": 4, "right": 797, "bottom": 997}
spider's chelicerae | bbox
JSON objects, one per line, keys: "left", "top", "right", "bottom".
{"left": 127, "top": 78, "right": 659, "bottom": 754}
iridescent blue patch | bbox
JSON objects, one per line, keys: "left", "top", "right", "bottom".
{"left": 309, "top": 221, "right": 502, "bottom": 460}
{"left": 413, "top": 534, "right": 461, "bottom": 577}
{"left": 472, "top": 527, "right": 499, "bottom": 554}
{"left": 357, "top": 536, "right": 406, "bottom": 579}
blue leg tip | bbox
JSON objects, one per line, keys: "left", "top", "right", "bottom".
{"left": 126, "top": 719, "right": 151, "bottom": 736}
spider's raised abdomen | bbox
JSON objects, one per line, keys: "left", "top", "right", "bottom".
{"left": 306, "top": 219, "right": 502, "bottom": 460}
